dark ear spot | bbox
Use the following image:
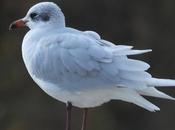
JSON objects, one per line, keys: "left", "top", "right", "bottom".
{"left": 40, "top": 13, "right": 50, "bottom": 21}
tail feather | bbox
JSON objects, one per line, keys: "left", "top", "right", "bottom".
{"left": 113, "top": 88, "right": 160, "bottom": 112}
{"left": 146, "top": 78, "right": 175, "bottom": 87}
{"left": 107, "top": 45, "right": 175, "bottom": 111}
{"left": 138, "top": 87, "right": 175, "bottom": 100}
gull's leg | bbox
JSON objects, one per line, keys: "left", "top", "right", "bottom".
{"left": 81, "top": 108, "right": 88, "bottom": 130}
{"left": 66, "top": 102, "right": 72, "bottom": 130}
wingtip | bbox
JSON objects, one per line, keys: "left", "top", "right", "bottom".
{"left": 146, "top": 49, "right": 152, "bottom": 52}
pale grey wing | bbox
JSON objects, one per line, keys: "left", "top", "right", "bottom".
{"left": 82, "top": 31, "right": 154, "bottom": 88}
{"left": 30, "top": 33, "right": 116, "bottom": 91}
{"left": 34, "top": 33, "right": 147, "bottom": 89}
{"left": 31, "top": 35, "right": 87, "bottom": 82}
{"left": 32, "top": 32, "right": 175, "bottom": 92}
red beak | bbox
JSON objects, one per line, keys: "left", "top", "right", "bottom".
{"left": 9, "top": 19, "right": 27, "bottom": 30}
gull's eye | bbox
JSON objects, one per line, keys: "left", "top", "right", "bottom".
{"left": 30, "top": 12, "right": 38, "bottom": 19}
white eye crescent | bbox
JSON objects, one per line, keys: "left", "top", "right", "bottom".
{"left": 30, "top": 12, "right": 38, "bottom": 19}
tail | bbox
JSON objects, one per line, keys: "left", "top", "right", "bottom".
{"left": 112, "top": 87, "right": 175, "bottom": 112}
{"left": 138, "top": 78, "right": 175, "bottom": 106}
{"left": 112, "top": 88, "right": 160, "bottom": 112}
{"left": 108, "top": 46, "right": 175, "bottom": 111}
{"left": 146, "top": 78, "right": 175, "bottom": 87}
{"left": 138, "top": 87, "right": 175, "bottom": 101}
{"left": 115, "top": 71, "right": 175, "bottom": 111}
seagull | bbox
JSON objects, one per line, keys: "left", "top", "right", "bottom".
{"left": 9, "top": 2, "right": 175, "bottom": 130}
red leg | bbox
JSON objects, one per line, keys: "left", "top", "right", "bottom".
{"left": 81, "top": 108, "right": 88, "bottom": 130}
{"left": 66, "top": 102, "right": 72, "bottom": 130}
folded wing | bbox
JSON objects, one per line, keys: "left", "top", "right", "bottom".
{"left": 33, "top": 31, "right": 175, "bottom": 111}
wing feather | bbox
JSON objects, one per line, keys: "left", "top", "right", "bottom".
{"left": 69, "top": 48, "right": 100, "bottom": 71}
{"left": 115, "top": 58, "right": 150, "bottom": 71}
{"left": 34, "top": 32, "right": 169, "bottom": 90}
{"left": 88, "top": 45, "right": 113, "bottom": 63}
{"left": 60, "top": 48, "right": 87, "bottom": 76}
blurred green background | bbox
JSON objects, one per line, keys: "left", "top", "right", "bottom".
{"left": 1, "top": 0, "right": 175, "bottom": 130}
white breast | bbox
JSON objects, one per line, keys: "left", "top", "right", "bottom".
{"left": 32, "top": 75, "right": 113, "bottom": 108}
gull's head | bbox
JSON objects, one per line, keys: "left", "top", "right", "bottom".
{"left": 9, "top": 2, "right": 65, "bottom": 30}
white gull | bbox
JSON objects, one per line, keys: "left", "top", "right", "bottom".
{"left": 9, "top": 2, "right": 175, "bottom": 130}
